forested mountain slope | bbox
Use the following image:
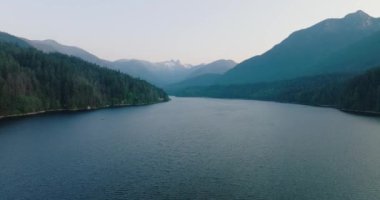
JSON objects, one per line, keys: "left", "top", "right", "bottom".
{"left": 0, "top": 42, "right": 168, "bottom": 117}
{"left": 218, "top": 10, "right": 380, "bottom": 84}
{"left": 174, "top": 66, "right": 380, "bottom": 114}
{"left": 340, "top": 67, "right": 380, "bottom": 113}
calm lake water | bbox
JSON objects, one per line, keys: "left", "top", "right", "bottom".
{"left": 1, "top": 97, "right": 380, "bottom": 200}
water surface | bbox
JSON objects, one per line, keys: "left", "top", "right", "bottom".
{"left": 1, "top": 97, "right": 380, "bottom": 199}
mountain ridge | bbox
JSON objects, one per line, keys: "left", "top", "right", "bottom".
{"left": 21, "top": 37, "right": 235, "bottom": 87}
{"left": 0, "top": 40, "right": 169, "bottom": 117}
{"left": 25, "top": 39, "right": 110, "bottom": 67}
{"left": 218, "top": 10, "right": 380, "bottom": 85}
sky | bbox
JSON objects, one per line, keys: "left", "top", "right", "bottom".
{"left": 1, "top": 0, "right": 380, "bottom": 65}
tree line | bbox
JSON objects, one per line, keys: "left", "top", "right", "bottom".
{"left": 174, "top": 68, "right": 380, "bottom": 113}
{"left": 0, "top": 42, "right": 169, "bottom": 116}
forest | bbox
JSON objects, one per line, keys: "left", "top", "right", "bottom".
{"left": 340, "top": 67, "right": 380, "bottom": 113}
{"left": 174, "top": 68, "right": 380, "bottom": 113}
{"left": 0, "top": 42, "right": 169, "bottom": 117}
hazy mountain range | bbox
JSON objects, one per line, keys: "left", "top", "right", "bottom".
{"left": 111, "top": 59, "right": 235, "bottom": 87}
{"left": 22, "top": 38, "right": 236, "bottom": 87}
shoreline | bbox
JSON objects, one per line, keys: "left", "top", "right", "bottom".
{"left": 174, "top": 95, "right": 380, "bottom": 117}
{"left": 316, "top": 105, "right": 380, "bottom": 116}
{"left": 339, "top": 108, "right": 380, "bottom": 116}
{"left": 2, "top": 97, "right": 379, "bottom": 120}
{"left": 0, "top": 100, "right": 169, "bottom": 120}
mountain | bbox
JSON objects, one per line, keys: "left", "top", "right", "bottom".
{"left": 309, "top": 30, "right": 380, "bottom": 74}
{"left": 173, "top": 28, "right": 380, "bottom": 113}
{"left": 171, "top": 11, "right": 380, "bottom": 114}
{"left": 174, "top": 66, "right": 380, "bottom": 114}
{"left": 218, "top": 10, "right": 380, "bottom": 85}
{"left": 0, "top": 31, "right": 30, "bottom": 47}
{"left": 17, "top": 34, "right": 236, "bottom": 88}
{"left": 187, "top": 60, "right": 236, "bottom": 78}
{"left": 111, "top": 59, "right": 157, "bottom": 82}
{"left": 23, "top": 37, "right": 188, "bottom": 86}
{"left": 0, "top": 38, "right": 168, "bottom": 117}
{"left": 165, "top": 74, "right": 222, "bottom": 94}
{"left": 111, "top": 59, "right": 191, "bottom": 87}
{"left": 22, "top": 38, "right": 194, "bottom": 86}
{"left": 111, "top": 59, "right": 236, "bottom": 87}
{"left": 25, "top": 39, "right": 110, "bottom": 66}
{"left": 163, "top": 60, "right": 236, "bottom": 92}
{"left": 174, "top": 73, "right": 353, "bottom": 104}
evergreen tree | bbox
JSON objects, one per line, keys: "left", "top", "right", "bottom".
{"left": 0, "top": 42, "right": 169, "bottom": 116}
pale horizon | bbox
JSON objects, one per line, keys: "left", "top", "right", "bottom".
{"left": 1, "top": 0, "right": 380, "bottom": 65}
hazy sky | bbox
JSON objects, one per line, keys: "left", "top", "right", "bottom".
{"left": 1, "top": 0, "right": 380, "bottom": 64}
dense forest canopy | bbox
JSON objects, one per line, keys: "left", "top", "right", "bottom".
{"left": 173, "top": 67, "right": 380, "bottom": 113}
{"left": 173, "top": 74, "right": 352, "bottom": 105}
{"left": 340, "top": 67, "right": 380, "bottom": 112}
{"left": 0, "top": 42, "right": 169, "bottom": 116}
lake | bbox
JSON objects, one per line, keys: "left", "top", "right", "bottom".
{"left": 1, "top": 97, "right": 380, "bottom": 200}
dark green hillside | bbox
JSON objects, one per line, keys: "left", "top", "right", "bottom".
{"left": 0, "top": 31, "right": 30, "bottom": 48}
{"left": 218, "top": 11, "right": 380, "bottom": 85}
{"left": 165, "top": 74, "right": 221, "bottom": 94}
{"left": 175, "top": 74, "right": 354, "bottom": 106}
{"left": 311, "top": 31, "right": 380, "bottom": 74}
{"left": 175, "top": 66, "right": 380, "bottom": 114}
{"left": 340, "top": 67, "right": 380, "bottom": 112}
{"left": 0, "top": 42, "right": 169, "bottom": 117}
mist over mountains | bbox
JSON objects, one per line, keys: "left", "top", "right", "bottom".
{"left": 23, "top": 38, "right": 236, "bottom": 87}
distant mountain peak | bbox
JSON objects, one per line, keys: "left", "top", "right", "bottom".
{"left": 219, "top": 10, "right": 380, "bottom": 85}
{"left": 342, "top": 10, "right": 378, "bottom": 29}
{"left": 315, "top": 10, "right": 379, "bottom": 32}
{"left": 211, "top": 59, "right": 236, "bottom": 65}
{"left": 160, "top": 59, "right": 181, "bottom": 65}
{"left": 42, "top": 39, "right": 59, "bottom": 44}
{"left": 345, "top": 10, "right": 372, "bottom": 19}
{"left": 157, "top": 60, "right": 187, "bottom": 70}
